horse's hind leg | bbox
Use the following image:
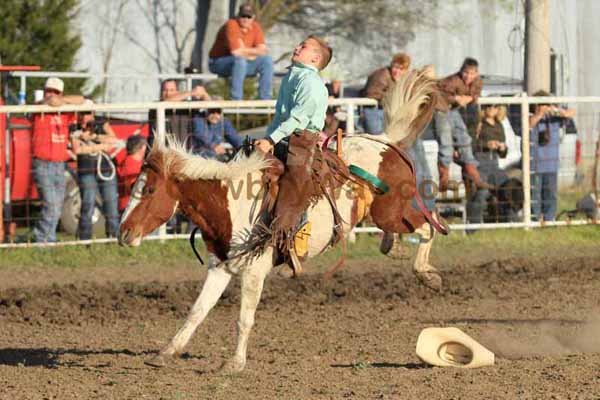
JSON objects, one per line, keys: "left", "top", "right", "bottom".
{"left": 412, "top": 215, "right": 442, "bottom": 292}
{"left": 146, "top": 256, "right": 232, "bottom": 367}
{"left": 222, "top": 253, "right": 273, "bottom": 373}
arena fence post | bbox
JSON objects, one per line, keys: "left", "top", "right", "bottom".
{"left": 346, "top": 103, "right": 355, "bottom": 134}
{"left": 521, "top": 93, "right": 532, "bottom": 230}
{"left": 156, "top": 104, "right": 168, "bottom": 242}
{"left": 19, "top": 76, "right": 26, "bottom": 105}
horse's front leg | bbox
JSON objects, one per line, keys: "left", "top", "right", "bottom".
{"left": 146, "top": 256, "right": 232, "bottom": 367}
{"left": 222, "top": 250, "right": 273, "bottom": 373}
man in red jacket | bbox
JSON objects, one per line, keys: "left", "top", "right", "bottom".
{"left": 31, "top": 78, "right": 85, "bottom": 242}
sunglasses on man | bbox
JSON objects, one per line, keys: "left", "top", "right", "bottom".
{"left": 239, "top": 13, "right": 254, "bottom": 19}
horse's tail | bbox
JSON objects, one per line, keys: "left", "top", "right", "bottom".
{"left": 382, "top": 69, "right": 438, "bottom": 148}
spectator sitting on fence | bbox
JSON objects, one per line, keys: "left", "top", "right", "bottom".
{"left": 360, "top": 53, "right": 411, "bottom": 134}
{"left": 192, "top": 107, "right": 242, "bottom": 160}
{"left": 148, "top": 80, "right": 211, "bottom": 149}
{"left": 437, "top": 57, "right": 487, "bottom": 191}
{"left": 31, "top": 77, "right": 85, "bottom": 243}
{"left": 529, "top": 90, "right": 576, "bottom": 222}
{"left": 70, "top": 103, "right": 121, "bottom": 240}
{"left": 466, "top": 104, "right": 509, "bottom": 226}
{"left": 208, "top": 3, "right": 273, "bottom": 101}
{"left": 116, "top": 135, "right": 148, "bottom": 214}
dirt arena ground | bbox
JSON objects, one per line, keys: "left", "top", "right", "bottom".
{"left": 1, "top": 246, "right": 600, "bottom": 399}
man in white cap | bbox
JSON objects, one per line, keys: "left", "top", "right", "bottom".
{"left": 31, "top": 77, "right": 85, "bottom": 242}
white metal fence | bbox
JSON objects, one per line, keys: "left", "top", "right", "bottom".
{"left": 0, "top": 94, "right": 598, "bottom": 248}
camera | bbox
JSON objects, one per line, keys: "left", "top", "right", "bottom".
{"left": 68, "top": 119, "right": 104, "bottom": 141}
{"left": 547, "top": 107, "right": 562, "bottom": 117}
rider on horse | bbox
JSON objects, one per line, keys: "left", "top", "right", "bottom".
{"left": 254, "top": 36, "right": 340, "bottom": 266}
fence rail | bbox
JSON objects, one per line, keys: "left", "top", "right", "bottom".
{"left": 0, "top": 94, "right": 598, "bottom": 248}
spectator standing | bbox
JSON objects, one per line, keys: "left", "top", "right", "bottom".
{"left": 149, "top": 80, "right": 211, "bottom": 149}
{"left": 208, "top": 3, "right": 273, "bottom": 100}
{"left": 117, "top": 135, "right": 148, "bottom": 213}
{"left": 360, "top": 53, "right": 411, "bottom": 134}
{"left": 467, "top": 104, "right": 508, "bottom": 225}
{"left": 529, "top": 90, "right": 576, "bottom": 221}
{"left": 192, "top": 108, "right": 243, "bottom": 159}
{"left": 437, "top": 57, "right": 485, "bottom": 190}
{"left": 31, "top": 78, "right": 84, "bottom": 242}
{"left": 70, "top": 106, "right": 120, "bottom": 240}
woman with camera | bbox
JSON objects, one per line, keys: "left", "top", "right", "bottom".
{"left": 529, "top": 90, "right": 576, "bottom": 222}
{"left": 467, "top": 104, "right": 508, "bottom": 225}
{"left": 70, "top": 101, "right": 121, "bottom": 240}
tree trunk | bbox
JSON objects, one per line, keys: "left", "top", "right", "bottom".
{"left": 191, "top": 0, "right": 211, "bottom": 71}
{"left": 191, "top": 0, "right": 230, "bottom": 72}
{"left": 525, "top": 0, "right": 550, "bottom": 94}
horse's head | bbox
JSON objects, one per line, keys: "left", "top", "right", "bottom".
{"left": 119, "top": 138, "right": 272, "bottom": 248}
{"left": 119, "top": 150, "right": 181, "bottom": 246}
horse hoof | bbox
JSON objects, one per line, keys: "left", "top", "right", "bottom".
{"left": 415, "top": 270, "right": 443, "bottom": 292}
{"left": 379, "top": 232, "right": 395, "bottom": 255}
{"left": 144, "top": 353, "right": 170, "bottom": 368}
{"left": 220, "top": 358, "right": 246, "bottom": 374}
{"left": 386, "top": 242, "right": 411, "bottom": 260}
{"left": 276, "top": 266, "right": 295, "bottom": 279}
{"left": 220, "top": 361, "right": 246, "bottom": 374}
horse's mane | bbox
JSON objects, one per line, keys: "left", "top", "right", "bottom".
{"left": 382, "top": 69, "right": 438, "bottom": 148}
{"left": 149, "top": 136, "right": 270, "bottom": 181}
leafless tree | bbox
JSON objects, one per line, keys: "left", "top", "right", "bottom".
{"left": 90, "top": 0, "right": 129, "bottom": 102}
{"left": 120, "top": 0, "right": 196, "bottom": 73}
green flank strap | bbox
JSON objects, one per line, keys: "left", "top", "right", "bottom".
{"left": 348, "top": 164, "right": 389, "bottom": 193}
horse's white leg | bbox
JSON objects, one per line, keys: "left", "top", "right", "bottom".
{"left": 222, "top": 252, "right": 273, "bottom": 373}
{"left": 146, "top": 257, "right": 232, "bottom": 367}
{"left": 413, "top": 221, "right": 442, "bottom": 292}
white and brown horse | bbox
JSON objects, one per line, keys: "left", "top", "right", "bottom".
{"left": 118, "top": 71, "right": 444, "bottom": 372}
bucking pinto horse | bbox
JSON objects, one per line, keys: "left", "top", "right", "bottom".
{"left": 118, "top": 70, "right": 447, "bottom": 372}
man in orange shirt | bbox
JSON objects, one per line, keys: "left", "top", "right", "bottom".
{"left": 208, "top": 3, "right": 273, "bottom": 100}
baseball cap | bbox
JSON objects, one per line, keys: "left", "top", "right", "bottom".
{"left": 44, "top": 77, "right": 64, "bottom": 93}
{"left": 238, "top": 3, "right": 255, "bottom": 17}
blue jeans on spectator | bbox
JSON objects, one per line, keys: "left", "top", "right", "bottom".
{"left": 209, "top": 55, "right": 273, "bottom": 100}
{"left": 436, "top": 109, "right": 478, "bottom": 166}
{"left": 432, "top": 111, "right": 454, "bottom": 166}
{"left": 531, "top": 171, "right": 558, "bottom": 221}
{"left": 409, "top": 138, "right": 435, "bottom": 212}
{"left": 361, "top": 107, "right": 384, "bottom": 134}
{"left": 32, "top": 159, "right": 66, "bottom": 243}
{"left": 77, "top": 173, "right": 119, "bottom": 240}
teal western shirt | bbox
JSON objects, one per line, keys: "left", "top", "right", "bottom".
{"left": 266, "top": 63, "right": 328, "bottom": 144}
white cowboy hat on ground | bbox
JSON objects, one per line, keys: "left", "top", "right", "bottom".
{"left": 416, "top": 327, "right": 495, "bottom": 368}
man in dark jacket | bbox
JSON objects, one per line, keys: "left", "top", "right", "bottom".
{"left": 437, "top": 57, "right": 485, "bottom": 190}
{"left": 360, "top": 53, "right": 411, "bottom": 134}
